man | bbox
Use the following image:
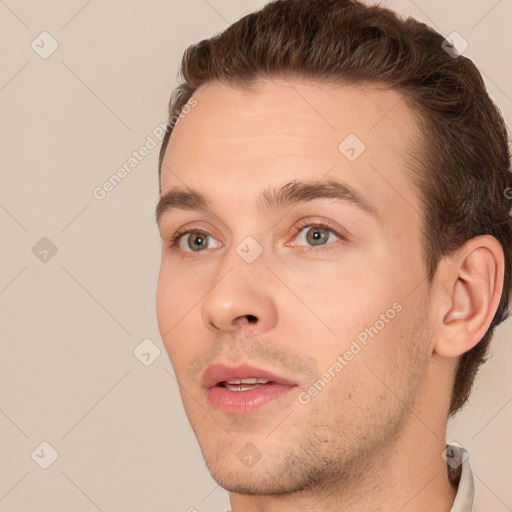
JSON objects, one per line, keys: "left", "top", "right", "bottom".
{"left": 154, "top": 0, "right": 512, "bottom": 510}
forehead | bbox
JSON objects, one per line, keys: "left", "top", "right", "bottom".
{"left": 161, "top": 79, "right": 422, "bottom": 226}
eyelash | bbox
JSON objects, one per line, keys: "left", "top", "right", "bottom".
{"left": 167, "top": 219, "right": 346, "bottom": 256}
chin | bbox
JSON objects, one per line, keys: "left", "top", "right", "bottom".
{"left": 200, "top": 444, "right": 326, "bottom": 496}
{"left": 205, "top": 464, "right": 300, "bottom": 495}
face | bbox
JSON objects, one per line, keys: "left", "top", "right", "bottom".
{"left": 156, "top": 79, "right": 433, "bottom": 494}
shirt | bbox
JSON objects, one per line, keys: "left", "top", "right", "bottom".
{"left": 447, "top": 443, "right": 475, "bottom": 512}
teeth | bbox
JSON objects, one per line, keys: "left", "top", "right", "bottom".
{"left": 225, "top": 383, "right": 259, "bottom": 392}
{"left": 221, "top": 378, "right": 272, "bottom": 391}
{"left": 225, "top": 378, "right": 269, "bottom": 385}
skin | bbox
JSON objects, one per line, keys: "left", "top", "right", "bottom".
{"left": 155, "top": 79, "right": 503, "bottom": 511}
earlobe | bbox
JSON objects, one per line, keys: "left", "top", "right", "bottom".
{"left": 433, "top": 235, "right": 504, "bottom": 359}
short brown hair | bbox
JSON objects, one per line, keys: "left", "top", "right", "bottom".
{"left": 158, "top": 0, "right": 512, "bottom": 418}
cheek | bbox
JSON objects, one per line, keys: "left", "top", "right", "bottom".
{"left": 155, "top": 267, "right": 177, "bottom": 336}
{"left": 293, "top": 259, "right": 415, "bottom": 389}
{"left": 301, "top": 311, "right": 425, "bottom": 430}
{"left": 292, "top": 261, "right": 393, "bottom": 339}
{"left": 156, "top": 258, "right": 202, "bottom": 326}
{"left": 156, "top": 264, "right": 202, "bottom": 369}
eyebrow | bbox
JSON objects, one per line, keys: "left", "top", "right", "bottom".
{"left": 155, "top": 178, "right": 378, "bottom": 226}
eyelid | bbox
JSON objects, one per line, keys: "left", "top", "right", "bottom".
{"left": 168, "top": 220, "right": 220, "bottom": 241}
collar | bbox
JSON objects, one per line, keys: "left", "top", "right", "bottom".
{"left": 447, "top": 443, "right": 475, "bottom": 512}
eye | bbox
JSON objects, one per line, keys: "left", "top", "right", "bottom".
{"left": 167, "top": 220, "right": 345, "bottom": 256}
{"left": 291, "top": 221, "right": 344, "bottom": 250}
{"left": 171, "top": 229, "right": 222, "bottom": 253}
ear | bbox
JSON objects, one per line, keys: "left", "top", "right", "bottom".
{"left": 431, "top": 235, "right": 505, "bottom": 358}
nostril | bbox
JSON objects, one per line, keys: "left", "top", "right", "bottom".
{"left": 246, "top": 314, "right": 258, "bottom": 323}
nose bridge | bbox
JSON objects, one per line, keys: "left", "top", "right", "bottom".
{"left": 200, "top": 233, "right": 277, "bottom": 333}
{"left": 214, "top": 204, "right": 266, "bottom": 268}
{"left": 216, "top": 224, "right": 268, "bottom": 283}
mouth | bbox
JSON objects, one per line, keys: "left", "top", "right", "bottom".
{"left": 202, "top": 363, "right": 298, "bottom": 414}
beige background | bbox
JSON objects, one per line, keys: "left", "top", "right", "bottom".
{"left": 1, "top": 1, "right": 511, "bottom": 511}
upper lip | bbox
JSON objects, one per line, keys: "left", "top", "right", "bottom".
{"left": 202, "top": 363, "right": 299, "bottom": 389}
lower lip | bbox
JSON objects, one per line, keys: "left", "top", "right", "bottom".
{"left": 206, "top": 383, "right": 296, "bottom": 414}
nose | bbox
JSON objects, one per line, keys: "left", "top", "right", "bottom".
{"left": 200, "top": 253, "right": 278, "bottom": 334}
